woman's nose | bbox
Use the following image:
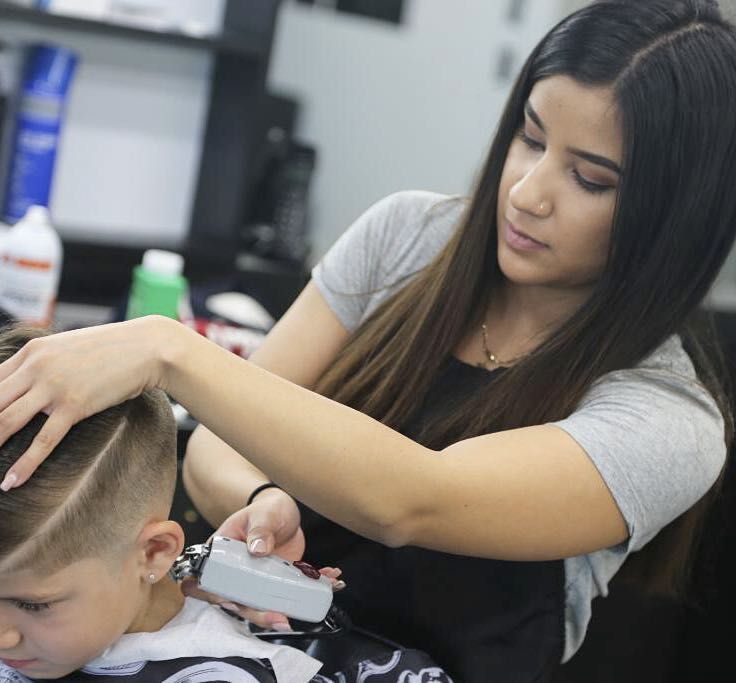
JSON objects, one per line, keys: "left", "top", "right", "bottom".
{"left": 509, "top": 160, "right": 553, "bottom": 218}
{"left": 0, "top": 622, "right": 22, "bottom": 650}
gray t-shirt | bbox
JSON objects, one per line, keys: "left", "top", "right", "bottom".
{"left": 311, "top": 190, "right": 726, "bottom": 663}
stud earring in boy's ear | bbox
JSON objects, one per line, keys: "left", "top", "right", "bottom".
{"left": 148, "top": 573, "right": 156, "bottom": 584}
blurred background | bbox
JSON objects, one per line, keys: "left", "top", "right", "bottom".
{"left": 0, "top": 2, "right": 734, "bottom": 681}
{"left": 0, "top": 0, "right": 734, "bottom": 319}
{"left": 0, "top": 0, "right": 589, "bottom": 267}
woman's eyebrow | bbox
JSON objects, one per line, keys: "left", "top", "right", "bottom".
{"left": 524, "top": 100, "right": 621, "bottom": 175}
{"left": 524, "top": 100, "right": 547, "bottom": 133}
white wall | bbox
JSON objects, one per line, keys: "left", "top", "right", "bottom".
{"left": 51, "top": 39, "right": 211, "bottom": 246}
{"left": 267, "top": 0, "right": 570, "bottom": 264}
{"left": 9, "top": 0, "right": 736, "bottom": 293}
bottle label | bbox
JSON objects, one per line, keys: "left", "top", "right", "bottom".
{"left": 0, "top": 256, "right": 58, "bottom": 326}
{"left": 3, "top": 45, "right": 78, "bottom": 222}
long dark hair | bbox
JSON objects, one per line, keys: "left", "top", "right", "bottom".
{"left": 316, "top": 0, "right": 736, "bottom": 597}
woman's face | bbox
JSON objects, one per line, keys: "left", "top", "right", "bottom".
{"left": 496, "top": 75, "right": 623, "bottom": 295}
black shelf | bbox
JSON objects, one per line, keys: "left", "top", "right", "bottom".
{"left": 57, "top": 238, "right": 306, "bottom": 319}
{"left": 0, "top": 0, "right": 287, "bottom": 308}
{"left": 0, "top": 1, "right": 266, "bottom": 58}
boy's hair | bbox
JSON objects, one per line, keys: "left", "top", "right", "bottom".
{"left": 0, "top": 327, "right": 178, "bottom": 575}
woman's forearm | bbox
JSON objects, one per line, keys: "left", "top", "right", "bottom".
{"left": 182, "top": 280, "right": 354, "bottom": 526}
{"left": 160, "top": 317, "right": 439, "bottom": 546}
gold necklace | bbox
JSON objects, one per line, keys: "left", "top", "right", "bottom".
{"left": 479, "top": 323, "right": 524, "bottom": 369}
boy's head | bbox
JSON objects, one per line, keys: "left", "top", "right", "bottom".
{"left": 0, "top": 327, "right": 185, "bottom": 679}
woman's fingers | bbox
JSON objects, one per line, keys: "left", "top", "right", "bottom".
{"left": 220, "top": 605, "right": 292, "bottom": 632}
{"left": 0, "top": 408, "right": 75, "bottom": 490}
{"left": 0, "top": 387, "right": 34, "bottom": 452}
{"left": 180, "top": 577, "right": 213, "bottom": 603}
{"left": 0, "top": 340, "right": 27, "bottom": 389}
{"left": 244, "top": 526, "right": 276, "bottom": 556}
{"left": 216, "top": 508, "right": 251, "bottom": 543}
{"left": 0, "top": 317, "right": 173, "bottom": 489}
{"left": 180, "top": 578, "right": 291, "bottom": 630}
{"left": 216, "top": 495, "right": 304, "bottom": 561}
{"left": 215, "top": 510, "right": 282, "bottom": 556}
{"left": 0, "top": 357, "right": 29, "bottom": 413}
{"left": 319, "top": 566, "right": 346, "bottom": 591}
{"left": 0, "top": 379, "right": 77, "bottom": 491}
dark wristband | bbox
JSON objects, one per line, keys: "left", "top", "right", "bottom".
{"left": 246, "top": 482, "right": 282, "bottom": 507}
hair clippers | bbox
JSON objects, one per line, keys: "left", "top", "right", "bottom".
{"left": 170, "top": 536, "right": 341, "bottom": 632}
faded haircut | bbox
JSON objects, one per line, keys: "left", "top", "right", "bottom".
{"left": 0, "top": 326, "right": 177, "bottom": 575}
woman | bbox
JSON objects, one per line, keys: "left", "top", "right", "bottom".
{"left": 1, "top": 0, "right": 736, "bottom": 680}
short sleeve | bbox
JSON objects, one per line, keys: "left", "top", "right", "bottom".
{"left": 551, "top": 354, "right": 726, "bottom": 551}
{"left": 311, "top": 191, "right": 464, "bottom": 332}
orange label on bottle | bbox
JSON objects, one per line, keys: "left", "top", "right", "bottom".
{"left": 3, "top": 255, "right": 53, "bottom": 270}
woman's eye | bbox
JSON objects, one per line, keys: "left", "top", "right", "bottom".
{"left": 13, "top": 600, "right": 51, "bottom": 613}
{"left": 517, "top": 130, "right": 545, "bottom": 152}
{"left": 572, "top": 170, "right": 611, "bottom": 195}
{"left": 516, "top": 127, "right": 614, "bottom": 195}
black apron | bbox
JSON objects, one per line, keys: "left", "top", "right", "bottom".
{"left": 300, "top": 357, "right": 566, "bottom": 682}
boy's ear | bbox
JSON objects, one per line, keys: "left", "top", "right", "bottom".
{"left": 136, "top": 520, "right": 185, "bottom": 584}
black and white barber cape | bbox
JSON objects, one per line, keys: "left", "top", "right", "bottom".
{"left": 0, "top": 650, "right": 453, "bottom": 682}
{"left": 1, "top": 657, "right": 276, "bottom": 682}
{"left": 314, "top": 649, "right": 454, "bottom": 682}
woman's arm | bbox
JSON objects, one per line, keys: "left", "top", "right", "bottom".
{"left": 0, "top": 292, "right": 627, "bottom": 561}
{"left": 162, "top": 322, "right": 628, "bottom": 560}
{"left": 182, "top": 281, "right": 351, "bottom": 527}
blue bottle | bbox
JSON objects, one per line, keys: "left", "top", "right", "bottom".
{"left": 3, "top": 44, "right": 78, "bottom": 223}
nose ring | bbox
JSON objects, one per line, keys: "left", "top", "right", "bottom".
{"left": 537, "top": 201, "right": 550, "bottom": 215}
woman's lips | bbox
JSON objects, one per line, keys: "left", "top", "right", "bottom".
{"left": 504, "top": 221, "right": 548, "bottom": 251}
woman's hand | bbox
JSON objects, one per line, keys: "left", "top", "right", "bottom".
{"left": 0, "top": 316, "right": 172, "bottom": 490}
{"left": 181, "top": 488, "right": 343, "bottom": 631}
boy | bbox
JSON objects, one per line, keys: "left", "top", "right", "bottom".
{"left": 0, "top": 327, "right": 323, "bottom": 682}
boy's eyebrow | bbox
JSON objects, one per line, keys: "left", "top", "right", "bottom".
{"left": 523, "top": 100, "right": 622, "bottom": 175}
{"left": 0, "top": 590, "right": 69, "bottom": 602}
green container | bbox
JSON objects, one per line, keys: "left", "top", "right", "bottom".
{"left": 125, "top": 250, "right": 187, "bottom": 320}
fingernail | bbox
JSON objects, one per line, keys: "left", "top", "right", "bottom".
{"left": 333, "top": 580, "right": 347, "bottom": 592}
{"left": 270, "top": 621, "right": 292, "bottom": 632}
{"left": 248, "top": 538, "right": 265, "bottom": 554}
{"left": 0, "top": 472, "right": 17, "bottom": 492}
